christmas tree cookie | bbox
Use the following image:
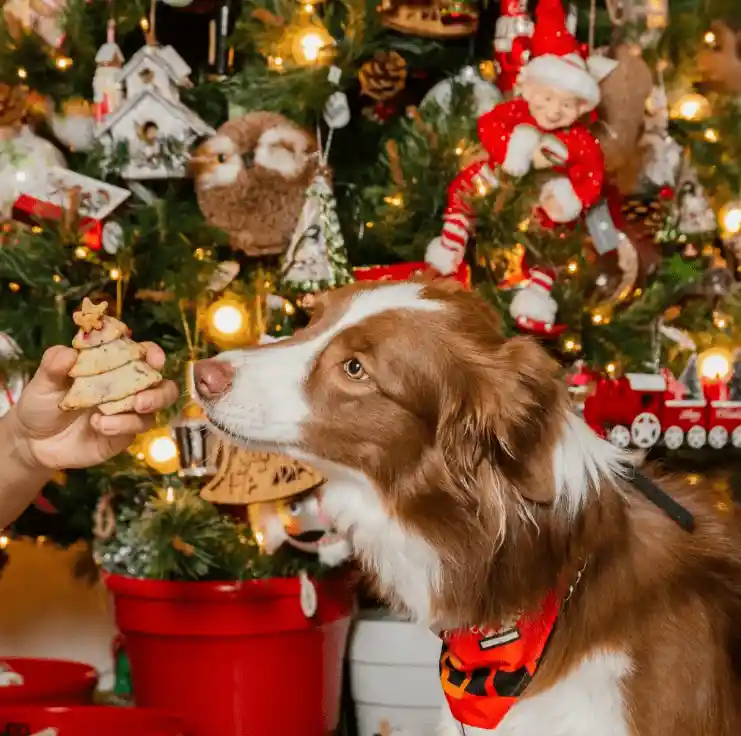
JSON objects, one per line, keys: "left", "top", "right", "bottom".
{"left": 60, "top": 298, "right": 162, "bottom": 415}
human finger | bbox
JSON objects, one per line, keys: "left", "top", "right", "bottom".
{"left": 90, "top": 412, "right": 156, "bottom": 437}
{"left": 133, "top": 380, "right": 179, "bottom": 414}
{"left": 140, "top": 342, "right": 166, "bottom": 371}
{"left": 31, "top": 346, "right": 78, "bottom": 393}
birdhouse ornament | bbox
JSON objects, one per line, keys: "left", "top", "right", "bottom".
{"left": 426, "top": 0, "right": 617, "bottom": 276}
{"left": 509, "top": 265, "right": 567, "bottom": 337}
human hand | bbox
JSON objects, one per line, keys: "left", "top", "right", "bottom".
{"left": 11, "top": 344, "right": 179, "bottom": 471}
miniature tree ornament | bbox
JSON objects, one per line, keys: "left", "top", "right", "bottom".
{"left": 59, "top": 299, "right": 162, "bottom": 415}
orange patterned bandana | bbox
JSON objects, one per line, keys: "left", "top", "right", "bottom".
{"left": 439, "top": 591, "right": 561, "bottom": 730}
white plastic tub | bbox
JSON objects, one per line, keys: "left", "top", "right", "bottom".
{"left": 349, "top": 609, "right": 445, "bottom": 736}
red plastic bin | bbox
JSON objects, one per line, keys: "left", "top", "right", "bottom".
{"left": 0, "top": 707, "right": 189, "bottom": 735}
{"left": 0, "top": 659, "right": 97, "bottom": 706}
{"left": 104, "top": 572, "right": 355, "bottom": 736}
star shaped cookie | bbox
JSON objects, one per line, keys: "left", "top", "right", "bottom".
{"left": 73, "top": 298, "right": 108, "bottom": 333}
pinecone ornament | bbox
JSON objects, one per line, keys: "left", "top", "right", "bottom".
{"left": 359, "top": 52, "right": 408, "bottom": 101}
{"left": 0, "top": 83, "right": 28, "bottom": 127}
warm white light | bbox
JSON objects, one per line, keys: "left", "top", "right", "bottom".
{"left": 672, "top": 93, "right": 711, "bottom": 122}
{"left": 298, "top": 30, "right": 326, "bottom": 63}
{"left": 720, "top": 203, "right": 741, "bottom": 236}
{"left": 606, "top": 362, "right": 616, "bottom": 375}
{"left": 0, "top": 535, "right": 8, "bottom": 549}
{"left": 17, "top": 67, "right": 27, "bottom": 80}
{"left": 567, "top": 260, "right": 579, "bottom": 274}
{"left": 704, "top": 128, "right": 719, "bottom": 143}
{"left": 698, "top": 348, "right": 732, "bottom": 381}
{"left": 165, "top": 486, "right": 175, "bottom": 504}
{"left": 255, "top": 531, "right": 264, "bottom": 547}
{"left": 704, "top": 31, "right": 716, "bottom": 46}
{"left": 109, "top": 267, "right": 122, "bottom": 281}
{"left": 212, "top": 304, "right": 243, "bottom": 335}
{"left": 56, "top": 56, "right": 72, "bottom": 70}
{"left": 149, "top": 436, "right": 177, "bottom": 464}
{"left": 74, "top": 246, "right": 89, "bottom": 260}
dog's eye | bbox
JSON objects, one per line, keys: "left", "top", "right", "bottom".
{"left": 217, "top": 153, "right": 227, "bottom": 163}
{"left": 343, "top": 358, "right": 368, "bottom": 381}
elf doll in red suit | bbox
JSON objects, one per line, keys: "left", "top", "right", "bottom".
{"left": 426, "top": 0, "right": 617, "bottom": 276}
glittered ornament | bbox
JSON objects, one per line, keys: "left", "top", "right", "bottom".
{"left": 281, "top": 173, "right": 354, "bottom": 295}
{"left": 420, "top": 65, "right": 502, "bottom": 118}
{"left": 359, "top": 52, "right": 408, "bottom": 102}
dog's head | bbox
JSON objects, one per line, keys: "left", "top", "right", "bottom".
{"left": 194, "top": 281, "right": 625, "bottom": 626}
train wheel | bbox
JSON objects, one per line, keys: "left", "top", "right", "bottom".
{"left": 609, "top": 425, "right": 631, "bottom": 449}
{"left": 663, "top": 426, "right": 684, "bottom": 450}
{"left": 733, "top": 427, "right": 741, "bottom": 449}
{"left": 631, "top": 413, "right": 661, "bottom": 449}
{"left": 708, "top": 426, "right": 729, "bottom": 449}
{"left": 686, "top": 426, "right": 707, "bottom": 449}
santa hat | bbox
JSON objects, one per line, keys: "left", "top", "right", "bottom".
{"left": 519, "top": 0, "right": 617, "bottom": 111}
{"left": 528, "top": 266, "right": 555, "bottom": 292}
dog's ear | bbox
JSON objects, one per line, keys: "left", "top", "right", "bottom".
{"left": 437, "top": 335, "right": 563, "bottom": 504}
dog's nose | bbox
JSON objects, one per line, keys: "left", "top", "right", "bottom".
{"left": 193, "top": 359, "right": 234, "bottom": 400}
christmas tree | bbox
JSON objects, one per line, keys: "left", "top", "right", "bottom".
{"left": 0, "top": 0, "right": 739, "bottom": 573}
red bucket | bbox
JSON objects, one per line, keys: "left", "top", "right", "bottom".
{"left": 0, "top": 707, "right": 189, "bottom": 735}
{"left": 104, "top": 572, "right": 355, "bottom": 736}
{"left": 0, "top": 659, "right": 97, "bottom": 706}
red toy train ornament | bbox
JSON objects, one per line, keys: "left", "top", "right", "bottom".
{"left": 584, "top": 372, "right": 741, "bottom": 451}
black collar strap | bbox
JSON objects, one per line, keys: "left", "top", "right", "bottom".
{"left": 626, "top": 469, "right": 695, "bottom": 534}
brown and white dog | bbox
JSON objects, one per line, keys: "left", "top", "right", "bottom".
{"left": 193, "top": 280, "right": 741, "bottom": 736}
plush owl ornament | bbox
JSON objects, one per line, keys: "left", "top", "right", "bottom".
{"left": 192, "top": 112, "right": 319, "bottom": 256}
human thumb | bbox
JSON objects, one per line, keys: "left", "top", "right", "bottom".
{"left": 31, "top": 346, "right": 77, "bottom": 394}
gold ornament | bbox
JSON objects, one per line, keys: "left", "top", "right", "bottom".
{"left": 201, "top": 442, "right": 324, "bottom": 506}
{"left": 359, "top": 52, "right": 408, "bottom": 101}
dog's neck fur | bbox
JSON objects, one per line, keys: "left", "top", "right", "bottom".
{"left": 320, "top": 412, "right": 629, "bottom": 629}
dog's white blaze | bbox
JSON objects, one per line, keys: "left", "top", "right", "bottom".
{"left": 436, "top": 651, "right": 633, "bottom": 736}
{"left": 552, "top": 413, "right": 630, "bottom": 516}
{"left": 207, "top": 283, "right": 442, "bottom": 445}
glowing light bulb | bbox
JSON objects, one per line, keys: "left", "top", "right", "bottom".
{"left": 300, "top": 32, "right": 324, "bottom": 61}
{"left": 140, "top": 17, "right": 150, "bottom": 32}
{"left": 166, "top": 486, "right": 175, "bottom": 504}
{"left": 564, "top": 339, "right": 576, "bottom": 351}
{"left": 74, "top": 246, "right": 89, "bottom": 259}
{"left": 698, "top": 348, "right": 732, "bottom": 381}
{"left": 592, "top": 312, "right": 604, "bottom": 325}
{"left": 704, "top": 128, "right": 719, "bottom": 143}
{"left": 606, "top": 362, "right": 616, "bottom": 375}
{"left": 255, "top": 531, "right": 264, "bottom": 547}
{"left": 671, "top": 93, "right": 711, "bottom": 122}
{"left": 109, "top": 267, "right": 122, "bottom": 281}
{"left": 293, "top": 27, "right": 332, "bottom": 65}
{"left": 149, "top": 436, "right": 177, "bottom": 464}
{"left": 0, "top": 535, "right": 8, "bottom": 549}
{"left": 55, "top": 56, "right": 72, "bottom": 70}
{"left": 566, "top": 260, "right": 579, "bottom": 274}
{"left": 719, "top": 202, "right": 741, "bottom": 236}
{"left": 52, "top": 274, "right": 62, "bottom": 283}
{"left": 9, "top": 282, "right": 20, "bottom": 292}
{"left": 212, "top": 304, "right": 243, "bottom": 335}
{"left": 17, "top": 67, "right": 27, "bottom": 80}
{"left": 704, "top": 30, "right": 716, "bottom": 46}
{"left": 384, "top": 193, "right": 403, "bottom": 207}
{"left": 303, "top": 3, "right": 314, "bottom": 12}
{"left": 283, "top": 301, "right": 296, "bottom": 316}
{"left": 455, "top": 145, "right": 464, "bottom": 156}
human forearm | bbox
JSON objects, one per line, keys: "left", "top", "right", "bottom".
{"left": 0, "top": 409, "right": 54, "bottom": 529}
